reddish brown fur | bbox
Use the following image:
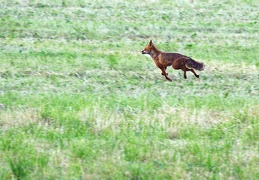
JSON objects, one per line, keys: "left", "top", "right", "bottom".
{"left": 142, "top": 40, "right": 205, "bottom": 81}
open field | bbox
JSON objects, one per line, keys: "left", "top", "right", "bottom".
{"left": 0, "top": 0, "right": 258, "bottom": 179}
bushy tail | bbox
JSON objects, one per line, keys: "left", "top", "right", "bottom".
{"left": 186, "top": 58, "right": 205, "bottom": 71}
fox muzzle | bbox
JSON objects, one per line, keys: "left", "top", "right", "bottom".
{"left": 142, "top": 50, "right": 148, "bottom": 54}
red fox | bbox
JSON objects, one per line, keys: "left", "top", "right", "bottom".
{"left": 142, "top": 40, "right": 205, "bottom": 81}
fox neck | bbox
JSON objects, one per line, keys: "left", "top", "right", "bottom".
{"left": 150, "top": 45, "right": 162, "bottom": 59}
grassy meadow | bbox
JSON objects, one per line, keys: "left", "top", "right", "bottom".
{"left": 0, "top": 0, "right": 258, "bottom": 179}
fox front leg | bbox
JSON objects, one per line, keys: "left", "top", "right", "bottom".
{"left": 160, "top": 67, "right": 172, "bottom": 81}
{"left": 161, "top": 66, "right": 168, "bottom": 76}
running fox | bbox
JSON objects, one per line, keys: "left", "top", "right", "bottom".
{"left": 142, "top": 40, "right": 205, "bottom": 81}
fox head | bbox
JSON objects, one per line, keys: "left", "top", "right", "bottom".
{"left": 141, "top": 40, "right": 154, "bottom": 55}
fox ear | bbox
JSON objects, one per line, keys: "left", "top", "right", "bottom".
{"left": 149, "top": 40, "right": 153, "bottom": 46}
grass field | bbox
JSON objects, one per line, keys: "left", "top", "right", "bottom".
{"left": 0, "top": 0, "right": 258, "bottom": 179}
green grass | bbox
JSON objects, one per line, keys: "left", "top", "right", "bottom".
{"left": 0, "top": 0, "right": 258, "bottom": 179}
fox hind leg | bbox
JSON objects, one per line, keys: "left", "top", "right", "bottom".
{"left": 190, "top": 69, "right": 199, "bottom": 78}
{"left": 183, "top": 70, "right": 187, "bottom": 79}
{"left": 184, "top": 69, "right": 199, "bottom": 79}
